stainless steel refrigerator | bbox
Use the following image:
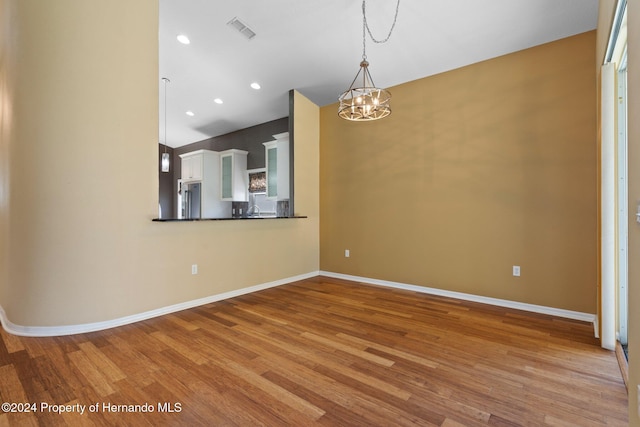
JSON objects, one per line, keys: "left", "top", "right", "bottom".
{"left": 178, "top": 180, "right": 201, "bottom": 219}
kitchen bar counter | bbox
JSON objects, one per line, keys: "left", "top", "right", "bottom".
{"left": 152, "top": 216, "right": 307, "bottom": 222}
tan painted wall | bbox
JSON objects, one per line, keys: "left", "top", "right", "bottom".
{"left": 293, "top": 91, "right": 321, "bottom": 228}
{"left": 1, "top": 0, "right": 319, "bottom": 327}
{"left": 320, "top": 32, "right": 597, "bottom": 314}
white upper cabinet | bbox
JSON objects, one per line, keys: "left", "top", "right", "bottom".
{"left": 220, "top": 149, "right": 248, "bottom": 201}
{"left": 263, "top": 132, "right": 289, "bottom": 200}
{"left": 179, "top": 151, "right": 204, "bottom": 181}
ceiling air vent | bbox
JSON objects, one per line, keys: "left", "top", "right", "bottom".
{"left": 227, "top": 17, "right": 256, "bottom": 40}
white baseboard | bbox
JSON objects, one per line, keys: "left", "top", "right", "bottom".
{"left": 320, "top": 271, "right": 597, "bottom": 326}
{"left": 0, "top": 270, "right": 598, "bottom": 338}
{"left": 0, "top": 271, "right": 320, "bottom": 337}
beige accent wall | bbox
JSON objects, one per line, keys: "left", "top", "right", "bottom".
{"left": 596, "top": 0, "right": 617, "bottom": 67}
{"left": 0, "top": 0, "right": 14, "bottom": 317}
{"left": 320, "top": 32, "right": 597, "bottom": 314}
{"left": 1, "top": 0, "right": 319, "bottom": 328}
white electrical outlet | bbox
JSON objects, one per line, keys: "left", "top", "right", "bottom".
{"left": 513, "top": 266, "right": 521, "bottom": 277}
{"left": 345, "top": 249, "right": 350, "bottom": 258}
{"left": 637, "top": 385, "right": 640, "bottom": 417}
{"left": 191, "top": 264, "right": 198, "bottom": 275}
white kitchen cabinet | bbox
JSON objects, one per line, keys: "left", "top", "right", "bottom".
{"left": 220, "top": 149, "right": 248, "bottom": 201}
{"left": 263, "top": 141, "right": 278, "bottom": 198}
{"left": 262, "top": 132, "right": 289, "bottom": 200}
{"left": 180, "top": 151, "right": 204, "bottom": 181}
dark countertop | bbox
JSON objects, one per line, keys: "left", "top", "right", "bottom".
{"left": 152, "top": 216, "right": 307, "bottom": 222}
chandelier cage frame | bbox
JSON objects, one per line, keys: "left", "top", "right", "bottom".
{"left": 338, "top": 0, "right": 400, "bottom": 122}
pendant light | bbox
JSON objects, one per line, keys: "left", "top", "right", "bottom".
{"left": 338, "top": 0, "right": 400, "bottom": 121}
{"left": 161, "top": 77, "right": 171, "bottom": 173}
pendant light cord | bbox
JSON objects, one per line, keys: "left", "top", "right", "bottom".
{"left": 162, "top": 77, "right": 170, "bottom": 153}
{"left": 361, "top": 0, "right": 400, "bottom": 60}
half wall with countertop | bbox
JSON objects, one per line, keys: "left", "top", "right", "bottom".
{"left": 0, "top": 0, "right": 319, "bottom": 332}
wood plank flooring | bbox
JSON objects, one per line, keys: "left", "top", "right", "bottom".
{"left": 0, "top": 276, "right": 628, "bottom": 426}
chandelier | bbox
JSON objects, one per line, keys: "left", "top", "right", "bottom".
{"left": 338, "top": 0, "right": 400, "bottom": 122}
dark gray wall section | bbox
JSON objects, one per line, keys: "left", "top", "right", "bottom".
{"left": 174, "top": 116, "right": 288, "bottom": 175}
{"left": 158, "top": 144, "right": 174, "bottom": 218}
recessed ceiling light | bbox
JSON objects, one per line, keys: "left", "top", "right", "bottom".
{"left": 177, "top": 34, "right": 190, "bottom": 44}
{"left": 250, "top": 82, "right": 261, "bottom": 90}
{"left": 214, "top": 98, "right": 223, "bottom": 104}
{"left": 186, "top": 111, "right": 194, "bottom": 116}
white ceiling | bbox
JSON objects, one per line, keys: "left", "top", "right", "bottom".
{"left": 159, "top": 0, "right": 598, "bottom": 148}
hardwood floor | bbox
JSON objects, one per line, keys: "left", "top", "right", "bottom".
{"left": 0, "top": 276, "right": 628, "bottom": 426}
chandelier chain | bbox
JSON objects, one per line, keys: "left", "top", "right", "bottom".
{"left": 363, "top": 0, "right": 400, "bottom": 46}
